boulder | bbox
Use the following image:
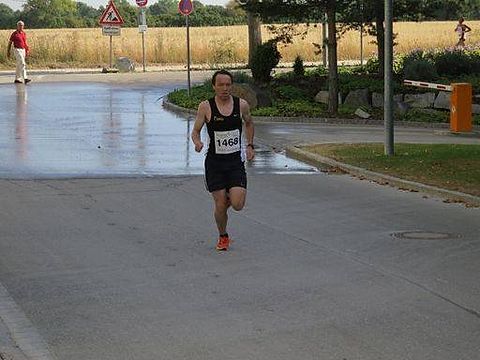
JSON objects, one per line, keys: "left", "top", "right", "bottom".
{"left": 472, "top": 104, "right": 480, "bottom": 114}
{"left": 372, "top": 93, "right": 403, "bottom": 108}
{"left": 394, "top": 100, "right": 410, "bottom": 115}
{"left": 343, "top": 89, "right": 370, "bottom": 107}
{"left": 115, "top": 57, "right": 135, "bottom": 72}
{"left": 354, "top": 108, "right": 371, "bottom": 119}
{"left": 314, "top": 91, "right": 343, "bottom": 105}
{"left": 232, "top": 83, "right": 257, "bottom": 108}
{"left": 314, "top": 90, "right": 329, "bottom": 104}
{"left": 404, "top": 93, "right": 435, "bottom": 108}
{"left": 433, "top": 91, "right": 451, "bottom": 110}
{"left": 231, "top": 83, "right": 272, "bottom": 109}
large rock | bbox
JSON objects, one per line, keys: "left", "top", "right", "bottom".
{"left": 404, "top": 93, "right": 435, "bottom": 108}
{"left": 472, "top": 104, "right": 480, "bottom": 114}
{"left": 314, "top": 90, "right": 329, "bottom": 104}
{"left": 434, "top": 91, "right": 451, "bottom": 110}
{"left": 343, "top": 88, "right": 370, "bottom": 107}
{"left": 115, "top": 57, "right": 135, "bottom": 72}
{"left": 314, "top": 90, "right": 343, "bottom": 105}
{"left": 372, "top": 93, "right": 403, "bottom": 108}
{"left": 232, "top": 83, "right": 257, "bottom": 108}
{"left": 231, "top": 83, "right": 272, "bottom": 109}
{"left": 354, "top": 108, "right": 371, "bottom": 119}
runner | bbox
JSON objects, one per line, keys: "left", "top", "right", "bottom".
{"left": 191, "top": 70, "right": 255, "bottom": 251}
{"left": 455, "top": 17, "right": 471, "bottom": 48}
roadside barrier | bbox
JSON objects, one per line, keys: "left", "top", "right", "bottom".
{"left": 404, "top": 80, "right": 472, "bottom": 133}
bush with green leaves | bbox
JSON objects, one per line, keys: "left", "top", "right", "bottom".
{"left": 168, "top": 85, "right": 214, "bottom": 110}
{"left": 293, "top": 55, "right": 305, "bottom": 77}
{"left": 274, "top": 85, "right": 306, "bottom": 100}
{"left": 403, "top": 59, "right": 438, "bottom": 81}
{"left": 250, "top": 40, "right": 281, "bottom": 84}
{"left": 433, "top": 49, "right": 474, "bottom": 76}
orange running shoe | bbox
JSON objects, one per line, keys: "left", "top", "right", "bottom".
{"left": 216, "top": 234, "right": 230, "bottom": 251}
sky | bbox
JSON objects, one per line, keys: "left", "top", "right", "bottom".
{"left": 1, "top": 0, "right": 230, "bottom": 11}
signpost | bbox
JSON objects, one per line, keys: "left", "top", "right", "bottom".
{"left": 178, "top": 0, "right": 194, "bottom": 95}
{"left": 99, "top": 1, "right": 124, "bottom": 70}
{"left": 136, "top": 0, "right": 148, "bottom": 72}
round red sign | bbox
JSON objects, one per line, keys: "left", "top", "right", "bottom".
{"left": 178, "top": 0, "right": 193, "bottom": 15}
{"left": 136, "top": 0, "right": 148, "bottom": 7}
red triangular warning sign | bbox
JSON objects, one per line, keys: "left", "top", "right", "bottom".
{"left": 99, "top": 1, "right": 124, "bottom": 25}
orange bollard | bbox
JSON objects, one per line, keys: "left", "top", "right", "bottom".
{"left": 450, "top": 83, "right": 472, "bottom": 133}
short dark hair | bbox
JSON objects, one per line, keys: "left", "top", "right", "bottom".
{"left": 212, "top": 70, "right": 233, "bottom": 85}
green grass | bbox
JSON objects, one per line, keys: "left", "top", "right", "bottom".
{"left": 303, "top": 143, "right": 480, "bottom": 197}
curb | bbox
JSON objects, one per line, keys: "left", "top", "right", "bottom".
{"left": 287, "top": 146, "right": 480, "bottom": 207}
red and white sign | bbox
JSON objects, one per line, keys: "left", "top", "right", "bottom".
{"left": 136, "top": 0, "right": 148, "bottom": 7}
{"left": 99, "top": 1, "right": 124, "bottom": 25}
{"left": 178, "top": 0, "right": 193, "bottom": 16}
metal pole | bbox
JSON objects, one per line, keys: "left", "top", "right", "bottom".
{"left": 360, "top": 24, "right": 364, "bottom": 67}
{"left": 322, "top": 13, "right": 328, "bottom": 67}
{"left": 109, "top": 35, "right": 113, "bottom": 69}
{"left": 384, "top": 0, "right": 394, "bottom": 156}
{"left": 142, "top": 32, "right": 146, "bottom": 72}
{"left": 186, "top": 15, "right": 191, "bottom": 96}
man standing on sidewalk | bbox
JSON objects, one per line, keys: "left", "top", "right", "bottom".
{"left": 191, "top": 70, "right": 255, "bottom": 251}
{"left": 7, "top": 21, "right": 31, "bottom": 84}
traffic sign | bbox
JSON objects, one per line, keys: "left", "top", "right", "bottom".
{"left": 178, "top": 0, "right": 193, "bottom": 16}
{"left": 136, "top": 0, "right": 148, "bottom": 7}
{"left": 102, "top": 25, "right": 121, "bottom": 36}
{"left": 99, "top": 1, "right": 124, "bottom": 25}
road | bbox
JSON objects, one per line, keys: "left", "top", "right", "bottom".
{"left": 0, "top": 72, "right": 479, "bottom": 360}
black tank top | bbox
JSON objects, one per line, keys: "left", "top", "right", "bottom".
{"left": 206, "top": 96, "right": 243, "bottom": 161}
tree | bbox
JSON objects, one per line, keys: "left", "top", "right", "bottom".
{"left": 242, "top": 0, "right": 343, "bottom": 113}
{"left": 0, "top": 3, "right": 15, "bottom": 29}
{"left": 23, "top": 0, "right": 80, "bottom": 28}
{"left": 77, "top": 2, "right": 101, "bottom": 27}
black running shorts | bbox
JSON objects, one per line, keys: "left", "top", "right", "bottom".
{"left": 204, "top": 157, "right": 247, "bottom": 192}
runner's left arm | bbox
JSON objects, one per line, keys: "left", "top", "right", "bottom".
{"left": 241, "top": 99, "right": 255, "bottom": 161}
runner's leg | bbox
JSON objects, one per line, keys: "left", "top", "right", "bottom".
{"left": 212, "top": 189, "right": 230, "bottom": 235}
{"left": 228, "top": 187, "right": 246, "bottom": 211}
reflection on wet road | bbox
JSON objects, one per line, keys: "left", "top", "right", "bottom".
{"left": 0, "top": 83, "right": 314, "bottom": 178}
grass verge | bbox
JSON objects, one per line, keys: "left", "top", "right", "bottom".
{"left": 302, "top": 143, "right": 480, "bottom": 197}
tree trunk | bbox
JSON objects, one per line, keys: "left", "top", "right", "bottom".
{"left": 326, "top": 0, "right": 338, "bottom": 114}
{"left": 247, "top": 12, "right": 262, "bottom": 68}
{"left": 375, "top": 0, "right": 385, "bottom": 77}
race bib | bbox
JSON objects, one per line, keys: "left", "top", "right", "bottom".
{"left": 214, "top": 129, "right": 240, "bottom": 154}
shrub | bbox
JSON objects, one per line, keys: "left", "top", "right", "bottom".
{"left": 306, "top": 65, "right": 328, "bottom": 77}
{"left": 433, "top": 49, "right": 473, "bottom": 76}
{"left": 364, "top": 58, "right": 380, "bottom": 74}
{"left": 403, "top": 59, "right": 438, "bottom": 81}
{"left": 274, "top": 85, "right": 306, "bottom": 100}
{"left": 293, "top": 55, "right": 305, "bottom": 77}
{"left": 250, "top": 40, "right": 282, "bottom": 84}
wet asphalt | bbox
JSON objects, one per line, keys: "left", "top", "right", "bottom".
{"left": 0, "top": 79, "right": 314, "bottom": 179}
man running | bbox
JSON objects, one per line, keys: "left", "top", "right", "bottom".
{"left": 191, "top": 70, "right": 255, "bottom": 251}
{"left": 455, "top": 17, "right": 471, "bottom": 48}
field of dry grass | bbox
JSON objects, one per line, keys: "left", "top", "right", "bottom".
{"left": 0, "top": 21, "right": 479, "bottom": 69}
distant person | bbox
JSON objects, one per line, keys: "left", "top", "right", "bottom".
{"left": 455, "top": 17, "right": 471, "bottom": 48}
{"left": 7, "top": 21, "right": 31, "bottom": 84}
{"left": 191, "top": 69, "right": 255, "bottom": 251}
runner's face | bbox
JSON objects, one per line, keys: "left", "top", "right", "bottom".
{"left": 213, "top": 74, "right": 232, "bottom": 100}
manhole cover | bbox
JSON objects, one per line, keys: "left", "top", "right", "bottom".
{"left": 392, "top": 231, "right": 461, "bottom": 240}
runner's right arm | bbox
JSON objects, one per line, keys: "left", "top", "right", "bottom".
{"left": 191, "top": 100, "right": 208, "bottom": 152}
